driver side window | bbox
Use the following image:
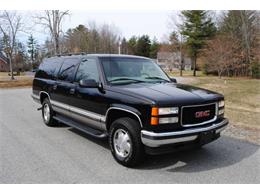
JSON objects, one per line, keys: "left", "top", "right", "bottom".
{"left": 75, "top": 59, "right": 99, "bottom": 82}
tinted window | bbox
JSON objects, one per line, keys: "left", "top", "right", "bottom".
{"left": 37, "top": 58, "right": 63, "bottom": 79}
{"left": 58, "top": 58, "right": 79, "bottom": 81}
{"left": 75, "top": 59, "right": 99, "bottom": 82}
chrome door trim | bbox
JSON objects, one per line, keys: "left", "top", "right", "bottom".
{"left": 35, "top": 92, "right": 143, "bottom": 130}
{"left": 50, "top": 99, "right": 104, "bottom": 121}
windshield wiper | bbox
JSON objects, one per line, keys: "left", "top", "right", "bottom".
{"left": 109, "top": 77, "right": 144, "bottom": 84}
{"left": 144, "top": 76, "right": 170, "bottom": 82}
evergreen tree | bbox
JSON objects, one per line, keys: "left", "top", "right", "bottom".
{"left": 127, "top": 36, "right": 137, "bottom": 55}
{"left": 149, "top": 37, "right": 160, "bottom": 59}
{"left": 135, "top": 35, "right": 151, "bottom": 57}
{"left": 120, "top": 37, "right": 128, "bottom": 54}
{"left": 181, "top": 10, "right": 216, "bottom": 76}
{"left": 27, "top": 34, "right": 38, "bottom": 66}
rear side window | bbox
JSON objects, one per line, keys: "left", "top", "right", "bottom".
{"left": 58, "top": 58, "right": 79, "bottom": 82}
{"left": 75, "top": 59, "right": 99, "bottom": 82}
{"left": 37, "top": 58, "right": 63, "bottom": 79}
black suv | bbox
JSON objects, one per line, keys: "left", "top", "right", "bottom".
{"left": 32, "top": 54, "right": 228, "bottom": 167}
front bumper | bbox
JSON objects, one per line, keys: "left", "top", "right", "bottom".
{"left": 141, "top": 118, "right": 229, "bottom": 147}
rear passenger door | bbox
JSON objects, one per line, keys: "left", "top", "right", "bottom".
{"left": 51, "top": 58, "right": 79, "bottom": 117}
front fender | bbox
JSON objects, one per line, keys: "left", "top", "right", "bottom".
{"left": 105, "top": 103, "right": 143, "bottom": 128}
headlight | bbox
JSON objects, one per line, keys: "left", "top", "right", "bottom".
{"left": 151, "top": 107, "right": 179, "bottom": 125}
{"left": 159, "top": 117, "right": 178, "bottom": 124}
{"left": 158, "top": 107, "right": 179, "bottom": 115}
{"left": 218, "top": 100, "right": 225, "bottom": 115}
{"left": 218, "top": 100, "right": 225, "bottom": 108}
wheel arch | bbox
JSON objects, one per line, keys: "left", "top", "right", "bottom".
{"left": 105, "top": 105, "right": 143, "bottom": 131}
{"left": 39, "top": 91, "right": 51, "bottom": 104}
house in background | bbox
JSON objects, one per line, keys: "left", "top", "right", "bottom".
{"left": 157, "top": 51, "right": 191, "bottom": 71}
{"left": 0, "top": 51, "right": 9, "bottom": 72}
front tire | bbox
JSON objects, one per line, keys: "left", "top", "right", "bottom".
{"left": 42, "top": 98, "right": 57, "bottom": 126}
{"left": 109, "top": 117, "right": 144, "bottom": 167}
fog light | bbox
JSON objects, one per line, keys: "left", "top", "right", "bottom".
{"left": 159, "top": 117, "right": 178, "bottom": 124}
{"left": 218, "top": 108, "right": 225, "bottom": 115}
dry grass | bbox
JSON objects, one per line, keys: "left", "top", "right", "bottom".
{"left": 0, "top": 75, "right": 33, "bottom": 88}
{"left": 0, "top": 79, "right": 33, "bottom": 88}
{"left": 168, "top": 71, "right": 260, "bottom": 131}
{"left": 0, "top": 72, "right": 26, "bottom": 76}
{"left": 192, "top": 77, "right": 260, "bottom": 131}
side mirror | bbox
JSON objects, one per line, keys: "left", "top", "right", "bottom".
{"left": 79, "top": 79, "right": 99, "bottom": 88}
{"left": 170, "top": 77, "right": 177, "bottom": 83}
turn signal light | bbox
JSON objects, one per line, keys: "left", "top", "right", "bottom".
{"left": 151, "top": 107, "right": 159, "bottom": 116}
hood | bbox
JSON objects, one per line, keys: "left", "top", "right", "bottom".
{"left": 111, "top": 82, "right": 223, "bottom": 106}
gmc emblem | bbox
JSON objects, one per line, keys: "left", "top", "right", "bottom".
{"left": 195, "top": 110, "right": 210, "bottom": 118}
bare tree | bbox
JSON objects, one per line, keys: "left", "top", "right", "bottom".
{"left": 203, "top": 34, "right": 239, "bottom": 78}
{"left": 168, "top": 12, "right": 186, "bottom": 76}
{"left": 36, "top": 10, "right": 69, "bottom": 55}
{"left": 0, "top": 11, "right": 23, "bottom": 80}
{"left": 62, "top": 21, "right": 120, "bottom": 54}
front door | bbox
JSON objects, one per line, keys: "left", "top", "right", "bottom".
{"left": 69, "top": 57, "right": 105, "bottom": 130}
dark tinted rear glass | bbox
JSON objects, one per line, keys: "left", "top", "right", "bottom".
{"left": 36, "top": 58, "right": 63, "bottom": 79}
{"left": 58, "top": 58, "right": 79, "bottom": 81}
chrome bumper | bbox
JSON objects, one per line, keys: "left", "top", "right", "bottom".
{"left": 141, "top": 118, "right": 229, "bottom": 147}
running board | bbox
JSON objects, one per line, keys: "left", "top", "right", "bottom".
{"left": 53, "top": 115, "right": 108, "bottom": 139}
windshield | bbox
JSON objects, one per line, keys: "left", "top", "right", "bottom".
{"left": 100, "top": 57, "right": 170, "bottom": 84}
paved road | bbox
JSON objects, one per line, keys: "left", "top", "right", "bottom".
{"left": 0, "top": 88, "right": 259, "bottom": 183}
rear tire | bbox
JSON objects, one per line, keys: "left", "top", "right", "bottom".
{"left": 42, "top": 98, "right": 57, "bottom": 126}
{"left": 109, "top": 117, "right": 144, "bottom": 167}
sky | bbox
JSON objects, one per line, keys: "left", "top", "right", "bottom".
{"left": 18, "top": 10, "right": 175, "bottom": 44}
{"left": 66, "top": 10, "right": 173, "bottom": 39}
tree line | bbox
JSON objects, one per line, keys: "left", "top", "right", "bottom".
{"left": 0, "top": 10, "right": 259, "bottom": 79}
{"left": 167, "top": 10, "right": 260, "bottom": 78}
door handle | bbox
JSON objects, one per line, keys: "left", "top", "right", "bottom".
{"left": 70, "top": 88, "right": 75, "bottom": 94}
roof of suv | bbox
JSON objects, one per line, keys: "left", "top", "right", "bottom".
{"left": 47, "top": 54, "right": 150, "bottom": 60}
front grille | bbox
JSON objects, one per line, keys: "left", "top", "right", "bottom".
{"left": 181, "top": 103, "right": 217, "bottom": 127}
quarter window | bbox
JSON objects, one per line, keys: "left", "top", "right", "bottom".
{"left": 58, "top": 58, "right": 79, "bottom": 81}
{"left": 37, "top": 58, "right": 63, "bottom": 79}
{"left": 75, "top": 59, "right": 99, "bottom": 82}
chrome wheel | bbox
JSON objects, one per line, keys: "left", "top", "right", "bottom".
{"left": 43, "top": 103, "right": 50, "bottom": 123}
{"left": 113, "top": 129, "right": 132, "bottom": 158}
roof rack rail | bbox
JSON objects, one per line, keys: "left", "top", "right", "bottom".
{"left": 60, "top": 52, "right": 87, "bottom": 57}
{"left": 46, "top": 52, "right": 87, "bottom": 58}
